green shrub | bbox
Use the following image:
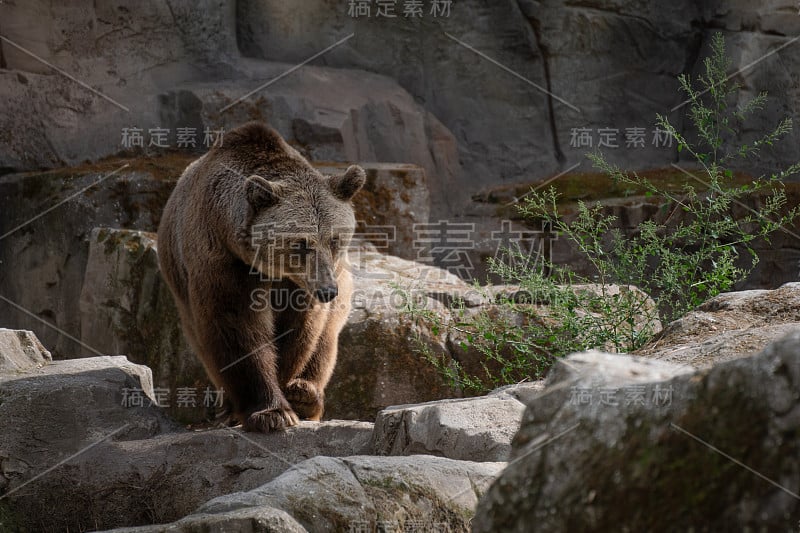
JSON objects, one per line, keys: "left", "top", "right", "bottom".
{"left": 405, "top": 33, "right": 799, "bottom": 395}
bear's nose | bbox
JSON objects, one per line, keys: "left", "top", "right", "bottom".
{"left": 314, "top": 285, "right": 338, "bottom": 303}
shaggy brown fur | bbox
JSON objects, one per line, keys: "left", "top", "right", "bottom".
{"left": 157, "top": 121, "right": 365, "bottom": 431}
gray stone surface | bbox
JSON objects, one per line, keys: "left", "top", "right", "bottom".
{"left": 329, "top": 247, "right": 471, "bottom": 419}
{"left": 0, "top": 335, "right": 374, "bottom": 531}
{"left": 473, "top": 330, "right": 800, "bottom": 531}
{"left": 106, "top": 507, "right": 307, "bottom": 533}
{"left": 17, "top": 421, "right": 374, "bottom": 531}
{"left": 0, "top": 164, "right": 185, "bottom": 357}
{"left": 79, "top": 227, "right": 209, "bottom": 422}
{"left": 0, "top": 328, "right": 51, "bottom": 373}
{"left": 234, "top": 1, "right": 800, "bottom": 212}
{"left": 0, "top": 353, "right": 174, "bottom": 529}
{"left": 545, "top": 350, "right": 695, "bottom": 389}
{"left": 3, "top": 1, "right": 799, "bottom": 217}
{"left": 636, "top": 282, "right": 800, "bottom": 367}
{"left": 122, "top": 455, "right": 504, "bottom": 533}
{"left": 371, "top": 386, "right": 539, "bottom": 462}
{"left": 0, "top": 0, "right": 463, "bottom": 208}
{"left": 0, "top": 355, "right": 171, "bottom": 458}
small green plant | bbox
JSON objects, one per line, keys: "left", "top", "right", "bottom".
{"left": 581, "top": 32, "right": 800, "bottom": 320}
{"left": 405, "top": 33, "right": 799, "bottom": 394}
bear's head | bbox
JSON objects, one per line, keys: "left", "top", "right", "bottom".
{"left": 245, "top": 165, "right": 366, "bottom": 303}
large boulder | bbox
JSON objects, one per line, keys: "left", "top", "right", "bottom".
{"left": 636, "top": 281, "right": 800, "bottom": 366}
{"left": 234, "top": 0, "right": 703, "bottom": 213}
{"left": 0, "top": 341, "right": 175, "bottom": 530}
{"left": 6, "top": 420, "right": 374, "bottom": 532}
{"left": 116, "top": 455, "right": 505, "bottom": 533}
{"left": 330, "top": 246, "right": 479, "bottom": 420}
{"left": 6, "top": 1, "right": 800, "bottom": 218}
{"left": 370, "top": 383, "right": 542, "bottom": 462}
{"left": 0, "top": 351, "right": 172, "bottom": 464}
{"left": 167, "top": 64, "right": 462, "bottom": 209}
{"left": 0, "top": 330, "right": 374, "bottom": 531}
{"left": 0, "top": 0, "right": 464, "bottom": 206}
{"left": 0, "top": 328, "right": 51, "bottom": 373}
{"left": 79, "top": 227, "right": 210, "bottom": 422}
{"left": 473, "top": 331, "right": 800, "bottom": 531}
{"left": 0, "top": 162, "right": 189, "bottom": 356}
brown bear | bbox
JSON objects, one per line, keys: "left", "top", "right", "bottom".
{"left": 157, "top": 121, "right": 365, "bottom": 431}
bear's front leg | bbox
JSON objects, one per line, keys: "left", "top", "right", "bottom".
{"left": 283, "top": 309, "right": 345, "bottom": 421}
{"left": 283, "top": 273, "right": 352, "bottom": 421}
{"left": 225, "top": 343, "right": 299, "bottom": 432}
{"left": 191, "top": 305, "right": 299, "bottom": 431}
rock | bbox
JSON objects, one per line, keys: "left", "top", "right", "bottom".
{"left": 106, "top": 507, "right": 307, "bottom": 533}
{"left": 173, "top": 64, "right": 462, "bottom": 214}
{"left": 0, "top": 331, "right": 374, "bottom": 531}
{"left": 703, "top": 9, "right": 800, "bottom": 176}
{"left": 235, "top": 0, "right": 800, "bottom": 216}
{"left": 7, "top": 420, "right": 373, "bottom": 532}
{"left": 235, "top": 0, "right": 562, "bottom": 214}
{"left": 636, "top": 282, "right": 800, "bottom": 367}
{"left": 329, "top": 247, "right": 484, "bottom": 420}
{"left": 473, "top": 330, "right": 800, "bottom": 531}
{"left": 3, "top": 0, "right": 800, "bottom": 225}
{"left": 0, "top": 353, "right": 172, "bottom": 466}
{"left": 0, "top": 0, "right": 464, "bottom": 212}
{"left": 0, "top": 162, "right": 190, "bottom": 357}
{"left": 79, "top": 227, "right": 210, "bottom": 422}
{"left": 0, "top": 350, "right": 175, "bottom": 528}
{"left": 545, "top": 350, "right": 695, "bottom": 388}
{"left": 371, "top": 387, "right": 534, "bottom": 462}
{"left": 124, "top": 455, "right": 504, "bottom": 533}
{"left": 0, "top": 328, "right": 51, "bottom": 373}
{"left": 0, "top": 0, "right": 238, "bottom": 170}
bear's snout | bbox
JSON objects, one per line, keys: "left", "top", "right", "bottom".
{"left": 314, "top": 285, "right": 339, "bottom": 303}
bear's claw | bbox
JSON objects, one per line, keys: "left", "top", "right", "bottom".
{"left": 243, "top": 406, "right": 299, "bottom": 432}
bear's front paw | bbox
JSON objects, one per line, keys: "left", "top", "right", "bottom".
{"left": 285, "top": 379, "right": 324, "bottom": 421}
{"left": 243, "top": 406, "right": 299, "bottom": 432}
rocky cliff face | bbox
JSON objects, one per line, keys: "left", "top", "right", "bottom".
{"left": 1, "top": 1, "right": 798, "bottom": 214}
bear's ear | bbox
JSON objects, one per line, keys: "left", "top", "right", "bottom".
{"left": 245, "top": 175, "right": 283, "bottom": 209}
{"left": 329, "top": 165, "right": 366, "bottom": 201}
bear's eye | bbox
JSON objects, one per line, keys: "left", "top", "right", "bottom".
{"left": 330, "top": 237, "right": 340, "bottom": 250}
